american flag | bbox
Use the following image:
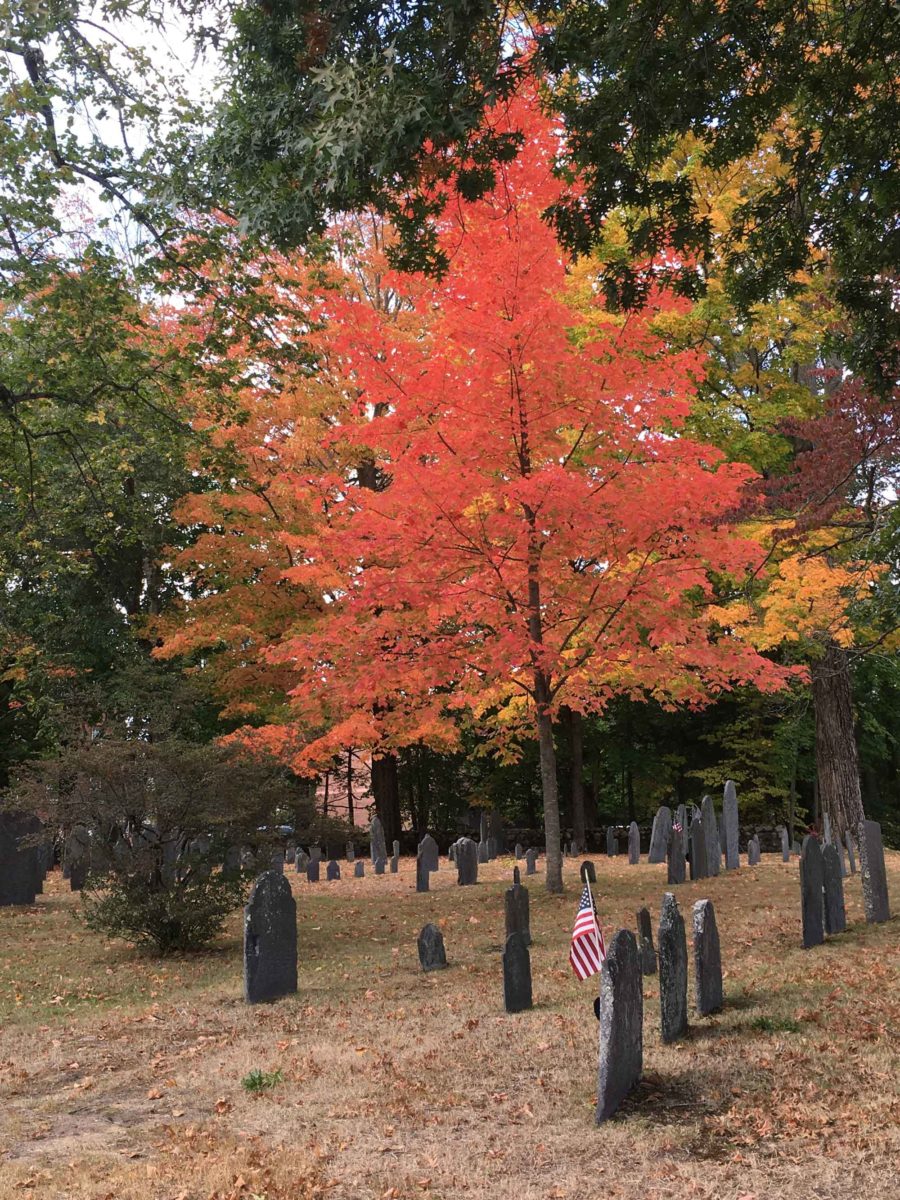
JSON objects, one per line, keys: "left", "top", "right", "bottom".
{"left": 673, "top": 820, "right": 683, "bottom": 835}
{"left": 569, "top": 883, "right": 606, "bottom": 981}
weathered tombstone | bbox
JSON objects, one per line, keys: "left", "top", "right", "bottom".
{"left": 415, "top": 852, "right": 430, "bottom": 893}
{"left": 723, "top": 780, "right": 740, "bottom": 870}
{"left": 390, "top": 855, "right": 399, "bottom": 874}
{"left": 326, "top": 859, "right": 340, "bottom": 881}
{"left": 502, "top": 931, "right": 533, "bottom": 1013}
{"left": 636, "top": 907, "right": 657, "bottom": 975}
{"left": 295, "top": 849, "right": 309, "bottom": 874}
{"left": 270, "top": 847, "right": 285, "bottom": 874}
{"left": 800, "top": 835, "right": 825, "bottom": 948}
{"left": 505, "top": 867, "right": 531, "bottom": 946}
{"left": 417, "top": 923, "right": 447, "bottom": 971}
{"left": 858, "top": 819, "right": 890, "bottom": 924}
{"left": 747, "top": 835, "right": 761, "bottom": 867}
{"left": 514, "top": 843, "right": 524, "bottom": 861}
{"left": 675, "top": 804, "right": 688, "bottom": 855}
{"left": 374, "top": 857, "right": 386, "bottom": 876}
{"left": 627, "top": 821, "right": 640, "bottom": 865}
{"left": 845, "top": 830, "right": 857, "bottom": 875}
{"left": 658, "top": 892, "right": 688, "bottom": 1043}
{"left": 419, "top": 833, "right": 439, "bottom": 873}
{"left": 479, "top": 811, "right": 489, "bottom": 847}
{"left": 346, "top": 842, "right": 355, "bottom": 863}
{"left": 525, "top": 847, "right": 538, "bottom": 876}
{"left": 306, "top": 858, "right": 320, "bottom": 883}
{"left": 310, "top": 845, "right": 322, "bottom": 863}
{"left": 0, "top": 813, "right": 41, "bottom": 906}
{"left": 580, "top": 860, "right": 597, "bottom": 885}
{"left": 354, "top": 860, "right": 364, "bottom": 878}
{"left": 477, "top": 840, "right": 489, "bottom": 864}
{"left": 822, "top": 843, "right": 846, "bottom": 935}
{"left": 701, "top": 796, "right": 720, "bottom": 877}
{"left": 489, "top": 810, "right": 504, "bottom": 857}
{"left": 667, "top": 830, "right": 686, "bottom": 885}
{"left": 595, "top": 929, "right": 643, "bottom": 1124}
{"left": 780, "top": 826, "right": 791, "bottom": 863}
{"left": 692, "top": 899, "right": 723, "bottom": 1016}
{"left": 370, "top": 816, "right": 387, "bottom": 865}
{"left": 648, "top": 806, "right": 672, "bottom": 864}
{"left": 689, "top": 814, "right": 708, "bottom": 880}
{"left": 456, "top": 837, "right": 478, "bottom": 886}
{"left": 606, "top": 826, "right": 618, "bottom": 857}
{"left": 243, "top": 872, "right": 297, "bottom": 1004}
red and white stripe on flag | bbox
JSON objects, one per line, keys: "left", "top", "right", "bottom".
{"left": 569, "top": 883, "right": 606, "bottom": 981}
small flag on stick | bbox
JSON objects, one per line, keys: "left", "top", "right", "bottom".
{"left": 569, "top": 882, "right": 606, "bottom": 981}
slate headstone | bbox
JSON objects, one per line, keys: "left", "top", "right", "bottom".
{"left": 243, "top": 871, "right": 297, "bottom": 1004}
{"left": 346, "top": 842, "right": 355, "bottom": 862}
{"left": 375, "top": 857, "right": 386, "bottom": 875}
{"left": 416, "top": 852, "right": 430, "bottom": 893}
{"left": 689, "top": 814, "right": 708, "bottom": 880}
{"left": 667, "top": 829, "right": 686, "bottom": 885}
{"left": 580, "top": 860, "right": 596, "bottom": 885}
{"left": 270, "top": 847, "right": 285, "bottom": 874}
{"left": 627, "top": 821, "right": 640, "bottom": 865}
{"left": 701, "top": 796, "right": 720, "bottom": 877}
{"left": 295, "top": 849, "right": 309, "bottom": 873}
{"left": 648, "top": 806, "right": 672, "bottom": 864}
{"left": 800, "top": 835, "right": 825, "bottom": 948}
{"left": 504, "top": 868, "right": 530, "bottom": 946}
{"left": 747, "top": 835, "right": 761, "bottom": 867}
{"left": 419, "top": 833, "right": 439, "bottom": 873}
{"left": 310, "top": 845, "right": 322, "bottom": 863}
{"left": 658, "top": 892, "right": 688, "bottom": 1043}
{"left": 354, "top": 860, "right": 364, "bottom": 878}
{"left": 390, "top": 855, "right": 399, "bottom": 874}
{"left": 692, "top": 899, "right": 723, "bottom": 1016}
{"left": 723, "top": 780, "right": 739, "bottom": 870}
{"left": 822, "top": 843, "right": 846, "bottom": 934}
{"left": 326, "top": 859, "right": 340, "bottom": 881}
{"left": 675, "top": 804, "right": 688, "bottom": 855}
{"left": 502, "top": 931, "right": 533, "bottom": 1013}
{"left": 606, "top": 826, "right": 618, "bottom": 857}
{"left": 0, "top": 813, "right": 41, "bottom": 906}
{"left": 515, "top": 843, "right": 524, "bottom": 861}
{"left": 477, "top": 840, "right": 489, "bottom": 864}
{"left": 525, "top": 848, "right": 538, "bottom": 876}
{"left": 858, "top": 819, "right": 890, "bottom": 924}
{"left": 780, "top": 826, "right": 791, "bottom": 863}
{"left": 636, "top": 907, "right": 657, "bottom": 975}
{"left": 417, "top": 923, "right": 447, "bottom": 971}
{"left": 370, "top": 816, "right": 387, "bottom": 865}
{"left": 306, "top": 859, "right": 320, "bottom": 883}
{"left": 595, "top": 929, "right": 643, "bottom": 1124}
{"left": 393, "top": 839, "right": 400, "bottom": 859}
{"left": 845, "top": 830, "right": 857, "bottom": 875}
{"left": 456, "top": 837, "right": 478, "bottom": 885}
{"left": 285, "top": 844, "right": 296, "bottom": 865}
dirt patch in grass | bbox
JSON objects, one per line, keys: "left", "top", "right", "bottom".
{"left": 1, "top": 853, "right": 898, "bottom": 1199}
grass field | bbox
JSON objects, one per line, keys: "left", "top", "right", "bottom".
{"left": 1, "top": 852, "right": 897, "bottom": 1200}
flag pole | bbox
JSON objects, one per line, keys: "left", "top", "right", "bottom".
{"left": 580, "top": 861, "right": 603, "bottom": 1016}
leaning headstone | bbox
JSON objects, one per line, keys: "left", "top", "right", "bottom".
{"left": 858, "top": 819, "right": 890, "bottom": 924}
{"left": 780, "top": 826, "right": 791, "bottom": 863}
{"left": 456, "top": 837, "right": 478, "bottom": 886}
{"left": 692, "top": 899, "right": 723, "bottom": 1016}
{"left": 747, "top": 835, "right": 761, "bottom": 867}
{"left": 415, "top": 852, "right": 430, "bottom": 893}
{"left": 596, "top": 929, "right": 643, "bottom": 1124}
{"left": 822, "top": 844, "right": 846, "bottom": 935}
{"left": 306, "top": 859, "right": 320, "bottom": 883}
{"left": 374, "top": 857, "right": 386, "bottom": 876}
{"left": 417, "top": 923, "right": 447, "bottom": 971}
{"left": 658, "top": 892, "right": 688, "bottom": 1043}
{"left": 648, "top": 806, "right": 672, "bottom": 864}
{"left": 606, "top": 826, "right": 618, "bottom": 857}
{"left": 689, "top": 814, "right": 708, "bottom": 880}
{"left": 243, "top": 872, "right": 297, "bottom": 1004}
{"left": 390, "top": 855, "right": 399, "bottom": 874}
{"left": 667, "top": 830, "right": 686, "bottom": 885}
{"left": 636, "top": 907, "right": 657, "bottom": 975}
{"left": 502, "top": 931, "right": 533, "bottom": 1013}
{"left": 505, "top": 867, "right": 530, "bottom": 946}
{"left": 515, "top": 843, "right": 524, "bottom": 861}
{"left": 354, "top": 860, "right": 364, "bottom": 878}
{"left": 0, "top": 813, "right": 41, "bottom": 906}
{"left": 845, "top": 830, "right": 857, "bottom": 875}
{"left": 419, "top": 833, "right": 439, "bottom": 873}
{"left": 723, "top": 780, "right": 739, "bottom": 870}
{"left": 295, "top": 849, "right": 309, "bottom": 874}
{"left": 370, "top": 816, "right": 387, "bottom": 865}
{"left": 326, "top": 859, "right": 340, "bottom": 881}
{"left": 525, "top": 848, "right": 538, "bottom": 876}
{"left": 627, "top": 822, "right": 640, "bottom": 865}
{"left": 800, "top": 835, "right": 825, "bottom": 948}
{"left": 701, "top": 796, "right": 720, "bottom": 876}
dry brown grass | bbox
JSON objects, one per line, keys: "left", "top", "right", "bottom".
{"left": 1, "top": 852, "right": 898, "bottom": 1200}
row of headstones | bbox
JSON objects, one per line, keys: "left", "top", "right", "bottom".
{"left": 800, "top": 819, "right": 891, "bottom": 947}
{"left": 0, "top": 813, "right": 53, "bottom": 906}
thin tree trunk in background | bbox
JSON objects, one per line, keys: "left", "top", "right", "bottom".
{"left": 346, "top": 749, "right": 355, "bottom": 827}
{"left": 371, "top": 753, "right": 401, "bottom": 847}
{"left": 810, "top": 638, "right": 864, "bottom": 842}
{"left": 536, "top": 694, "right": 563, "bottom": 893}
{"left": 625, "top": 766, "right": 635, "bottom": 823}
{"left": 788, "top": 752, "right": 797, "bottom": 846}
{"left": 568, "top": 708, "right": 586, "bottom": 854}
{"left": 322, "top": 769, "right": 329, "bottom": 817}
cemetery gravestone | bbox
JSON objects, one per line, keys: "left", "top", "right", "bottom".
{"left": 502, "top": 931, "right": 533, "bottom": 1013}
{"left": 692, "top": 899, "right": 724, "bottom": 1016}
{"left": 747, "top": 835, "right": 761, "bottom": 866}
{"left": 636, "top": 907, "right": 657, "bottom": 975}
{"left": 780, "top": 827, "right": 791, "bottom": 862}
{"left": 800, "top": 835, "right": 825, "bottom": 948}
{"left": 505, "top": 867, "right": 531, "bottom": 946}
{"left": 701, "top": 796, "right": 720, "bottom": 878}
{"left": 390, "top": 855, "right": 399, "bottom": 874}
{"left": 675, "top": 804, "right": 688, "bottom": 855}
{"left": 845, "top": 831, "right": 857, "bottom": 875}
{"left": 606, "top": 826, "right": 618, "bottom": 857}
{"left": 354, "top": 861, "right": 365, "bottom": 878}
{"left": 580, "top": 860, "right": 597, "bottom": 885}
{"left": 822, "top": 844, "right": 846, "bottom": 935}
{"left": 370, "top": 817, "right": 387, "bottom": 866}
{"left": 723, "top": 780, "right": 740, "bottom": 870}
{"left": 477, "top": 840, "right": 490, "bottom": 864}
{"left": 285, "top": 845, "right": 296, "bottom": 865}
{"left": 346, "top": 842, "right": 355, "bottom": 862}
{"left": 307, "top": 859, "right": 320, "bottom": 883}
{"left": 375, "top": 857, "right": 386, "bottom": 876}
{"left": 416, "top": 852, "right": 430, "bottom": 893}
{"left": 489, "top": 811, "right": 505, "bottom": 857}
{"left": 689, "top": 814, "right": 708, "bottom": 880}
{"left": 295, "top": 850, "right": 309, "bottom": 873}
{"left": 628, "top": 822, "right": 640, "bottom": 865}
{"left": 270, "top": 847, "right": 285, "bottom": 874}
{"left": 456, "top": 837, "right": 478, "bottom": 886}
{"left": 310, "top": 846, "right": 322, "bottom": 864}
{"left": 658, "top": 892, "right": 688, "bottom": 1042}
{"left": 418, "top": 923, "right": 447, "bottom": 971}
{"left": 243, "top": 871, "right": 297, "bottom": 1004}
{"left": 515, "top": 843, "right": 524, "bottom": 861}
{"left": 525, "top": 848, "right": 538, "bottom": 876}
{"left": 858, "top": 819, "right": 890, "bottom": 924}
{"left": 419, "top": 833, "right": 439, "bottom": 873}
{"left": 648, "top": 806, "right": 672, "bottom": 864}
{"left": 0, "top": 813, "right": 41, "bottom": 906}
{"left": 596, "top": 929, "right": 643, "bottom": 1124}
{"left": 667, "top": 830, "right": 686, "bottom": 885}
{"left": 326, "top": 860, "right": 340, "bottom": 881}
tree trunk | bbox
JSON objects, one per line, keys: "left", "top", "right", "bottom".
{"left": 346, "top": 749, "right": 355, "bottom": 827}
{"left": 371, "top": 753, "right": 402, "bottom": 847}
{"left": 535, "top": 674, "right": 563, "bottom": 893}
{"left": 625, "top": 765, "right": 635, "bottom": 823}
{"left": 568, "top": 708, "right": 586, "bottom": 854}
{"left": 810, "top": 638, "right": 864, "bottom": 842}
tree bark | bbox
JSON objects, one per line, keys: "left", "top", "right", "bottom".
{"left": 371, "top": 753, "right": 402, "bottom": 847}
{"left": 810, "top": 638, "right": 864, "bottom": 842}
{"left": 536, "top": 691, "right": 564, "bottom": 893}
{"left": 567, "top": 708, "right": 586, "bottom": 854}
